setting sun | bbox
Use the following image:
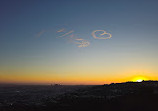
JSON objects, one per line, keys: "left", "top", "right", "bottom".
{"left": 136, "top": 79, "right": 143, "bottom": 82}
{"left": 132, "top": 76, "right": 148, "bottom": 82}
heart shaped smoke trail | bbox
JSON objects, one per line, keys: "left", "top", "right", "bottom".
{"left": 92, "top": 30, "right": 112, "bottom": 39}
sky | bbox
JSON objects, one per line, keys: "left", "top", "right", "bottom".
{"left": 0, "top": 0, "right": 158, "bottom": 85}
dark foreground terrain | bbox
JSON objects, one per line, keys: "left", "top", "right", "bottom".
{"left": 0, "top": 81, "right": 158, "bottom": 111}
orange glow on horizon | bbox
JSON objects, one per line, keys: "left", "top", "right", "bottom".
{"left": 0, "top": 70, "right": 158, "bottom": 85}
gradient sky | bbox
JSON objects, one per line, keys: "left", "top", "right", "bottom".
{"left": 0, "top": 0, "right": 158, "bottom": 84}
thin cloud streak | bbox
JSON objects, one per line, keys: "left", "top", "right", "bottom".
{"left": 57, "top": 30, "right": 74, "bottom": 38}
{"left": 36, "top": 30, "right": 46, "bottom": 37}
{"left": 57, "top": 28, "right": 65, "bottom": 32}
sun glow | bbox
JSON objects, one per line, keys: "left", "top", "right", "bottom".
{"left": 136, "top": 79, "right": 143, "bottom": 82}
{"left": 131, "top": 76, "right": 148, "bottom": 82}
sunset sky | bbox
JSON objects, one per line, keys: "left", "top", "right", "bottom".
{"left": 0, "top": 0, "right": 158, "bottom": 85}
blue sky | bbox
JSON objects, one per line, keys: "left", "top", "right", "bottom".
{"left": 0, "top": 0, "right": 158, "bottom": 84}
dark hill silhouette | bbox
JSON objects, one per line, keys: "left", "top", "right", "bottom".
{"left": 0, "top": 80, "right": 158, "bottom": 111}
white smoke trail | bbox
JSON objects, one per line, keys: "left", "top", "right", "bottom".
{"left": 92, "top": 30, "right": 112, "bottom": 39}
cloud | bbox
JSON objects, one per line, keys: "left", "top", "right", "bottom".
{"left": 77, "top": 40, "right": 90, "bottom": 47}
{"left": 56, "top": 28, "right": 90, "bottom": 47}
{"left": 57, "top": 28, "right": 65, "bottom": 32}
{"left": 73, "top": 39, "right": 90, "bottom": 48}
{"left": 69, "top": 34, "right": 75, "bottom": 38}
{"left": 75, "top": 38, "right": 84, "bottom": 41}
{"left": 36, "top": 30, "right": 46, "bottom": 37}
{"left": 92, "top": 30, "right": 112, "bottom": 39}
{"left": 57, "top": 30, "right": 74, "bottom": 38}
